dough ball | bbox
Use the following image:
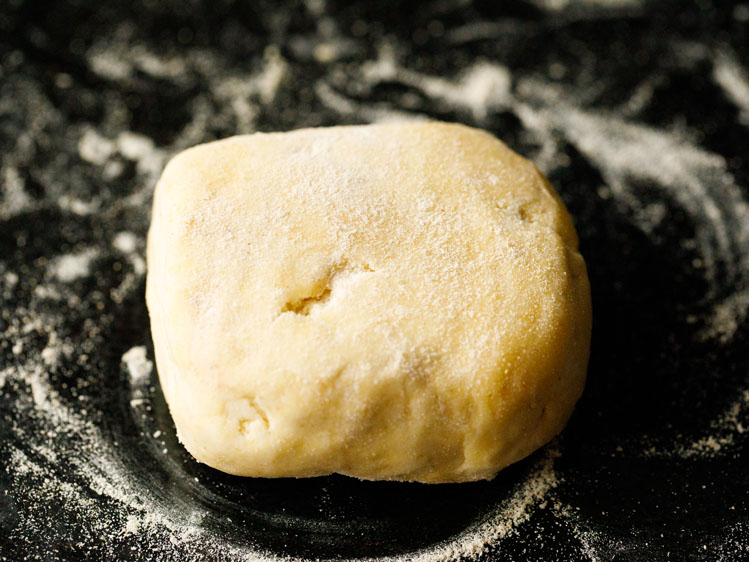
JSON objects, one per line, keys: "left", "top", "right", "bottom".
{"left": 146, "top": 122, "right": 591, "bottom": 483}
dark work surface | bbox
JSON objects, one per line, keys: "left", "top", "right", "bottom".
{"left": 1, "top": 1, "right": 748, "bottom": 560}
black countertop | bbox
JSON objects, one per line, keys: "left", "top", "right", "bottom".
{"left": 1, "top": 1, "right": 747, "bottom": 560}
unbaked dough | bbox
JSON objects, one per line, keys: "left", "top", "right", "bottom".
{"left": 146, "top": 122, "right": 591, "bottom": 483}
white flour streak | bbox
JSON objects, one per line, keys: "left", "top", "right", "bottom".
{"left": 77, "top": 122, "right": 167, "bottom": 190}
{"left": 110, "top": 231, "right": 146, "bottom": 303}
{"left": 122, "top": 346, "right": 153, "bottom": 384}
{"left": 125, "top": 514, "right": 141, "bottom": 534}
{"left": 204, "top": 46, "right": 287, "bottom": 135}
{"left": 1, "top": 165, "right": 31, "bottom": 218}
{"left": 57, "top": 194, "right": 101, "bottom": 215}
{"left": 713, "top": 51, "right": 749, "bottom": 124}
{"left": 363, "top": 45, "right": 511, "bottom": 119}
{"left": 50, "top": 248, "right": 98, "bottom": 282}
{"left": 40, "top": 345, "right": 61, "bottom": 366}
{"left": 315, "top": 81, "right": 426, "bottom": 123}
{"left": 373, "top": 452, "right": 560, "bottom": 562}
{"left": 454, "top": 64, "right": 512, "bottom": 119}
{"left": 512, "top": 76, "right": 749, "bottom": 340}
{"left": 552, "top": 503, "right": 607, "bottom": 562}
{"left": 664, "top": 390, "right": 747, "bottom": 459}
{"left": 530, "top": 0, "right": 644, "bottom": 15}
{"left": 115, "top": 130, "right": 168, "bottom": 207}
{"left": 117, "top": 131, "right": 165, "bottom": 178}
{"left": 130, "top": 48, "right": 188, "bottom": 81}
{"left": 88, "top": 48, "right": 133, "bottom": 81}
{"left": 544, "top": 0, "right": 641, "bottom": 7}
{"left": 706, "top": 290, "right": 749, "bottom": 342}
{"left": 315, "top": 80, "right": 358, "bottom": 114}
{"left": 256, "top": 46, "right": 288, "bottom": 105}
{"left": 446, "top": 22, "right": 519, "bottom": 46}
{"left": 112, "top": 231, "right": 146, "bottom": 279}
{"left": 612, "top": 389, "right": 748, "bottom": 461}
{"left": 78, "top": 128, "right": 116, "bottom": 165}
{"left": 87, "top": 25, "right": 188, "bottom": 83}
{"left": 5, "top": 271, "right": 19, "bottom": 288}
{"left": 558, "top": 106, "right": 729, "bottom": 279}
{"left": 113, "top": 231, "right": 139, "bottom": 254}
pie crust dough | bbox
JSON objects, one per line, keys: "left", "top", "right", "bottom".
{"left": 146, "top": 122, "right": 592, "bottom": 483}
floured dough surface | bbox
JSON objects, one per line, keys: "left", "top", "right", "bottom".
{"left": 146, "top": 122, "right": 591, "bottom": 483}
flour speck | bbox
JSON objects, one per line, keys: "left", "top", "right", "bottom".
{"left": 122, "top": 346, "right": 153, "bottom": 384}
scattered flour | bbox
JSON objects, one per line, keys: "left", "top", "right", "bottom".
{"left": 374, "top": 453, "right": 560, "bottom": 562}
{"left": 6, "top": 270, "right": 19, "bottom": 288}
{"left": 117, "top": 131, "right": 165, "bottom": 179}
{"left": 6, "top": 350, "right": 562, "bottom": 562}
{"left": 50, "top": 248, "right": 98, "bottom": 282}
{"left": 530, "top": 0, "right": 644, "bottom": 13}
{"left": 3, "top": 10, "right": 748, "bottom": 562}
{"left": 713, "top": 50, "right": 749, "bottom": 125}
{"left": 111, "top": 231, "right": 147, "bottom": 303}
{"left": 646, "top": 390, "right": 749, "bottom": 459}
{"left": 113, "top": 231, "right": 139, "bottom": 254}
{"left": 552, "top": 503, "right": 608, "bottom": 562}
{"left": 125, "top": 514, "right": 141, "bottom": 534}
{"left": 78, "top": 128, "right": 116, "bottom": 165}
{"left": 1, "top": 165, "right": 31, "bottom": 217}
{"left": 57, "top": 193, "right": 101, "bottom": 215}
{"left": 88, "top": 48, "right": 133, "bottom": 81}
{"left": 363, "top": 45, "right": 511, "bottom": 119}
{"left": 122, "top": 346, "right": 153, "bottom": 384}
{"left": 40, "top": 345, "right": 61, "bottom": 366}
{"left": 87, "top": 25, "right": 188, "bottom": 83}
{"left": 0, "top": 366, "right": 10, "bottom": 390}
{"left": 2, "top": 229, "right": 569, "bottom": 561}
{"left": 314, "top": 80, "right": 427, "bottom": 123}
{"left": 256, "top": 46, "right": 288, "bottom": 105}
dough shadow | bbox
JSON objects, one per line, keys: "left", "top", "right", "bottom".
{"left": 106, "top": 281, "right": 528, "bottom": 559}
{"left": 150, "top": 378, "right": 531, "bottom": 558}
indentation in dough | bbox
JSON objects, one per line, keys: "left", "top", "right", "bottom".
{"left": 495, "top": 198, "right": 535, "bottom": 224}
{"left": 239, "top": 417, "right": 265, "bottom": 436}
{"left": 225, "top": 397, "right": 269, "bottom": 436}
{"left": 282, "top": 285, "right": 332, "bottom": 315}
{"left": 281, "top": 260, "right": 373, "bottom": 316}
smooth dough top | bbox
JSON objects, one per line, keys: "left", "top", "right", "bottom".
{"left": 146, "top": 121, "right": 591, "bottom": 483}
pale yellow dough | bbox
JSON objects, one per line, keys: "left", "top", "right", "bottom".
{"left": 146, "top": 122, "right": 591, "bottom": 483}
